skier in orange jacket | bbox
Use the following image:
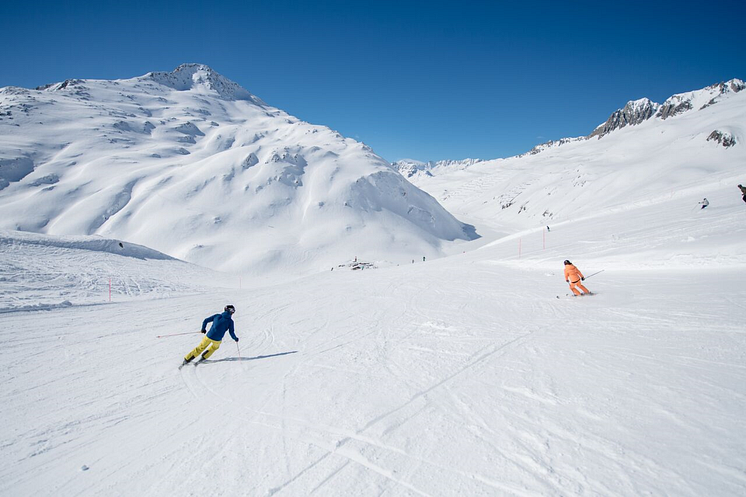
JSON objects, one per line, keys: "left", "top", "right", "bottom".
{"left": 564, "top": 260, "right": 591, "bottom": 296}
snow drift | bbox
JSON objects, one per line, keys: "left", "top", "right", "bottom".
{"left": 0, "top": 229, "right": 230, "bottom": 312}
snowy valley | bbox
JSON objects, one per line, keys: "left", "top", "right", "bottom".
{"left": 1, "top": 67, "right": 745, "bottom": 496}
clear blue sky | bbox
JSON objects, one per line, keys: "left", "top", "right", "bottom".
{"left": 2, "top": 0, "right": 744, "bottom": 162}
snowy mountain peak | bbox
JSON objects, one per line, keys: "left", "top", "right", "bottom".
{"left": 657, "top": 77, "right": 744, "bottom": 119}
{"left": 707, "top": 78, "right": 745, "bottom": 96}
{"left": 38, "top": 79, "right": 86, "bottom": 92}
{"left": 589, "top": 98, "right": 660, "bottom": 138}
{"left": 393, "top": 159, "right": 434, "bottom": 178}
{"left": 392, "top": 158, "right": 484, "bottom": 179}
{"left": 527, "top": 78, "right": 744, "bottom": 151}
{"left": 0, "top": 64, "right": 474, "bottom": 277}
{"left": 143, "top": 63, "right": 264, "bottom": 103}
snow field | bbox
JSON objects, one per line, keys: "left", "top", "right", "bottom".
{"left": 2, "top": 192, "right": 745, "bottom": 495}
{"left": 0, "top": 231, "right": 234, "bottom": 312}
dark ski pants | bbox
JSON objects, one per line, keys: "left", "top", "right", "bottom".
{"left": 569, "top": 279, "right": 590, "bottom": 296}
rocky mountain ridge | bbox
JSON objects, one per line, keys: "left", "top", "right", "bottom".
{"left": 392, "top": 158, "right": 485, "bottom": 179}
{"left": 392, "top": 78, "right": 745, "bottom": 170}
{"left": 524, "top": 78, "right": 744, "bottom": 155}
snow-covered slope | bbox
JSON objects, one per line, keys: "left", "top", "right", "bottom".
{"left": 0, "top": 64, "right": 474, "bottom": 277}
{"left": 1, "top": 177, "right": 745, "bottom": 495}
{"left": 406, "top": 78, "right": 746, "bottom": 235}
{"left": 392, "top": 158, "right": 484, "bottom": 179}
{"left": 0, "top": 230, "right": 231, "bottom": 312}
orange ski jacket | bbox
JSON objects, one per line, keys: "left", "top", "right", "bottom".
{"left": 564, "top": 264, "right": 584, "bottom": 283}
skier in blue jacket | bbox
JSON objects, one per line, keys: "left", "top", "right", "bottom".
{"left": 182, "top": 305, "right": 239, "bottom": 365}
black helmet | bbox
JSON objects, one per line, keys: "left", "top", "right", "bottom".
{"left": 564, "top": 260, "right": 571, "bottom": 265}
{"left": 225, "top": 304, "right": 235, "bottom": 314}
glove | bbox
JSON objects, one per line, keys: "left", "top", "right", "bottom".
{"left": 565, "top": 280, "right": 569, "bottom": 283}
{"left": 581, "top": 277, "right": 585, "bottom": 281}
{"left": 201, "top": 329, "right": 206, "bottom": 334}
{"left": 234, "top": 337, "right": 240, "bottom": 342}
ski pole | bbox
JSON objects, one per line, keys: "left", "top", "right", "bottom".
{"left": 236, "top": 341, "right": 242, "bottom": 360}
{"left": 584, "top": 270, "right": 605, "bottom": 280}
{"left": 156, "top": 331, "right": 202, "bottom": 338}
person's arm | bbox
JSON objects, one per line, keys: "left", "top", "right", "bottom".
{"left": 201, "top": 314, "right": 217, "bottom": 332}
{"left": 228, "top": 321, "right": 238, "bottom": 342}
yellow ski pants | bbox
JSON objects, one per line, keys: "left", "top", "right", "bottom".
{"left": 185, "top": 336, "right": 221, "bottom": 361}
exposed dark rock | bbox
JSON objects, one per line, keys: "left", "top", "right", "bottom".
{"left": 657, "top": 100, "right": 692, "bottom": 120}
{"left": 707, "top": 130, "right": 737, "bottom": 148}
{"left": 590, "top": 99, "right": 659, "bottom": 138}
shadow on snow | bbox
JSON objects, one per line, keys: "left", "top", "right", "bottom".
{"left": 200, "top": 351, "right": 298, "bottom": 364}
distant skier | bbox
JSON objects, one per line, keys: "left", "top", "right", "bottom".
{"left": 182, "top": 305, "right": 238, "bottom": 366}
{"left": 739, "top": 184, "right": 746, "bottom": 203}
{"left": 564, "top": 260, "right": 591, "bottom": 296}
{"left": 699, "top": 198, "right": 709, "bottom": 209}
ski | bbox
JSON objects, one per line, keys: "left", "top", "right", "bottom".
{"left": 179, "top": 358, "right": 209, "bottom": 369}
{"left": 556, "top": 292, "right": 595, "bottom": 299}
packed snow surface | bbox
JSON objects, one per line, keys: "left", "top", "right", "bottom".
{"left": 0, "top": 230, "right": 233, "bottom": 312}
{"left": 2, "top": 191, "right": 745, "bottom": 495}
{"left": 1, "top": 74, "right": 746, "bottom": 495}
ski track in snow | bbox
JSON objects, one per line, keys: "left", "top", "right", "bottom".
{"left": 2, "top": 229, "right": 745, "bottom": 495}
{"left": 2, "top": 188, "right": 746, "bottom": 495}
